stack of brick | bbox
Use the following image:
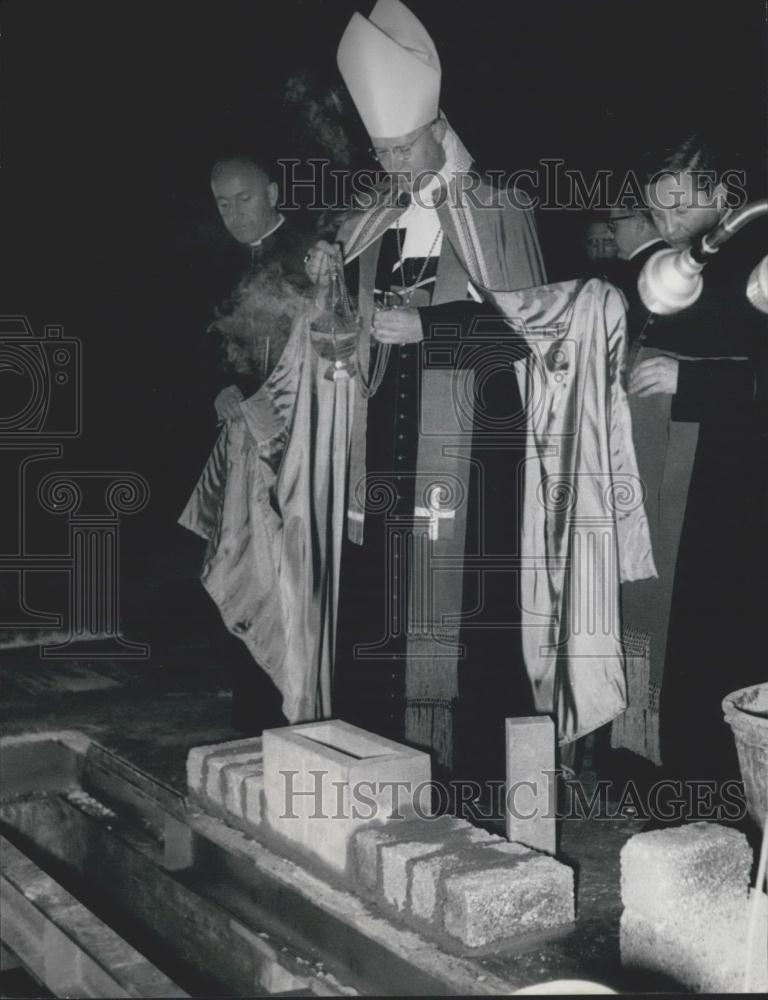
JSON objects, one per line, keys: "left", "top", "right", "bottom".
{"left": 620, "top": 822, "right": 768, "bottom": 992}
{"left": 353, "top": 817, "right": 574, "bottom": 949}
{"left": 186, "top": 732, "right": 576, "bottom": 952}
{"left": 186, "top": 737, "right": 264, "bottom": 837}
{"left": 261, "top": 721, "right": 431, "bottom": 874}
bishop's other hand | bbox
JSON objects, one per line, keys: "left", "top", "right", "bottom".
{"left": 372, "top": 306, "right": 423, "bottom": 345}
{"left": 214, "top": 384, "right": 244, "bottom": 422}
{"left": 629, "top": 356, "right": 679, "bottom": 397}
{"left": 304, "top": 240, "right": 342, "bottom": 290}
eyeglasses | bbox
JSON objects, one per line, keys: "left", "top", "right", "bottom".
{"left": 368, "top": 118, "right": 439, "bottom": 163}
{"left": 606, "top": 215, "right": 635, "bottom": 231}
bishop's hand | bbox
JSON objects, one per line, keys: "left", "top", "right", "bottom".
{"left": 372, "top": 306, "right": 423, "bottom": 345}
{"left": 214, "top": 384, "right": 244, "bottom": 423}
{"left": 629, "top": 356, "right": 679, "bottom": 397}
{"left": 304, "top": 240, "right": 342, "bottom": 291}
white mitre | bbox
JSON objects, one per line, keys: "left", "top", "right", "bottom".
{"left": 337, "top": 0, "right": 441, "bottom": 140}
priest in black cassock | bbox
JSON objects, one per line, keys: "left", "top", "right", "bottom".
{"left": 180, "top": 155, "right": 313, "bottom": 735}
{"left": 207, "top": 156, "right": 312, "bottom": 420}
{"left": 305, "top": 0, "right": 545, "bottom": 782}
{"left": 622, "top": 136, "right": 766, "bottom": 795}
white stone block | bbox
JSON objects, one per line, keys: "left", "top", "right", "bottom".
{"left": 620, "top": 822, "right": 752, "bottom": 925}
{"left": 354, "top": 827, "right": 403, "bottom": 893}
{"left": 206, "top": 751, "right": 262, "bottom": 807}
{"left": 621, "top": 891, "right": 767, "bottom": 993}
{"left": 262, "top": 720, "right": 430, "bottom": 873}
{"left": 223, "top": 761, "right": 264, "bottom": 819}
{"left": 505, "top": 716, "right": 557, "bottom": 855}
{"left": 186, "top": 737, "right": 260, "bottom": 797}
{"left": 353, "top": 816, "right": 486, "bottom": 902}
{"left": 408, "top": 837, "right": 530, "bottom": 924}
{"left": 443, "top": 853, "right": 575, "bottom": 948}
{"left": 243, "top": 771, "right": 265, "bottom": 828}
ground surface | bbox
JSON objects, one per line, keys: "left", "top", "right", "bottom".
{"left": 0, "top": 540, "right": 742, "bottom": 994}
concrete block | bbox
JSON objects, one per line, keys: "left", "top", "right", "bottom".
{"left": 186, "top": 737, "right": 262, "bottom": 800}
{"left": 353, "top": 816, "right": 490, "bottom": 899}
{"left": 263, "top": 721, "right": 430, "bottom": 873}
{"left": 505, "top": 717, "right": 557, "bottom": 855}
{"left": 410, "top": 851, "right": 458, "bottom": 923}
{"left": 620, "top": 891, "right": 767, "bottom": 993}
{"left": 354, "top": 826, "right": 405, "bottom": 894}
{"left": 443, "top": 853, "right": 575, "bottom": 948}
{"left": 205, "top": 749, "right": 263, "bottom": 806}
{"left": 223, "top": 761, "right": 264, "bottom": 819}
{"left": 409, "top": 839, "right": 532, "bottom": 925}
{"left": 620, "top": 822, "right": 752, "bottom": 924}
{"left": 378, "top": 817, "right": 489, "bottom": 911}
{"left": 242, "top": 771, "right": 265, "bottom": 828}
{"left": 381, "top": 839, "right": 446, "bottom": 912}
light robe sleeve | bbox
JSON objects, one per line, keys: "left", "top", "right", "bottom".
{"left": 179, "top": 307, "right": 348, "bottom": 724}
{"left": 491, "top": 278, "right": 657, "bottom": 743}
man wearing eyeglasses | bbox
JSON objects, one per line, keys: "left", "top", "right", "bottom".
{"left": 618, "top": 136, "right": 766, "bottom": 807}
{"left": 302, "top": 0, "right": 545, "bottom": 784}
{"left": 607, "top": 208, "right": 665, "bottom": 269}
{"left": 606, "top": 207, "right": 666, "bottom": 346}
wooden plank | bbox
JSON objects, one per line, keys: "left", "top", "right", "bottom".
{"left": 0, "top": 800, "right": 325, "bottom": 997}
{"left": 0, "top": 836, "right": 187, "bottom": 998}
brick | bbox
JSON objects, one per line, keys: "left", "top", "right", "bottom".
{"left": 354, "top": 827, "right": 403, "bottom": 893}
{"left": 620, "top": 891, "right": 767, "bottom": 993}
{"left": 263, "top": 721, "right": 430, "bottom": 873}
{"left": 186, "top": 738, "right": 262, "bottom": 799}
{"left": 620, "top": 822, "right": 752, "bottom": 925}
{"left": 379, "top": 818, "right": 482, "bottom": 911}
{"left": 353, "top": 816, "right": 491, "bottom": 899}
{"left": 242, "top": 771, "right": 265, "bottom": 828}
{"left": 409, "top": 838, "right": 532, "bottom": 925}
{"left": 505, "top": 716, "right": 557, "bottom": 855}
{"left": 381, "top": 839, "right": 445, "bottom": 911}
{"left": 206, "top": 749, "right": 262, "bottom": 806}
{"left": 223, "top": 761, "right": 264, "bottom": 818}
{"left": 443, "top": 853, "right": 575, "bottom": 948}
{"left": 410, "top": 852, "right": 458, "bottom": 923}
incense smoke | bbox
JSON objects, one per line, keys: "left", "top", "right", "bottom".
{"left": 209, "top": 263, "right": 306, "bottom": 385}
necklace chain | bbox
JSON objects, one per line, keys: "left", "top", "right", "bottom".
{"left": 359, "top": 219, "right": 441, "bottom": 398}
{"left": 394, "top": 218, "right": 441, "bottom": 306}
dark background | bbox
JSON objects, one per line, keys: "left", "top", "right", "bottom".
{"left": 2, "top": 0, "right": 767, "bottom": 557}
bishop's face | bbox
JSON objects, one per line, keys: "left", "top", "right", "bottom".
{"left": 645, "top": 171, "right": 726, "bottom": 249}
{"left": 211, "top": 163, "right": 279, "bottom": 245}
{"left": 370, "top": 118, "right": 447, "bottom": 193}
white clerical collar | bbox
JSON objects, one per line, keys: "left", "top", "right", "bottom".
{"left": 391, "top": 187, "right": 443, "bottom": 260}
{"left": 250, "top": 214, "right": 285, "bottom": 248}
{"left": 629, "top": 237, "right": 666, "bottom": 260}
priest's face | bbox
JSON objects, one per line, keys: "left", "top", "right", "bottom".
{"left": 370, "top": 118, "right": 447, "bottom": 192}
{"left": 645, "top": 171, "right": 726, "bottom": 249}
{"left": 210, "top": 160, "right": 279, "bottom": 245}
